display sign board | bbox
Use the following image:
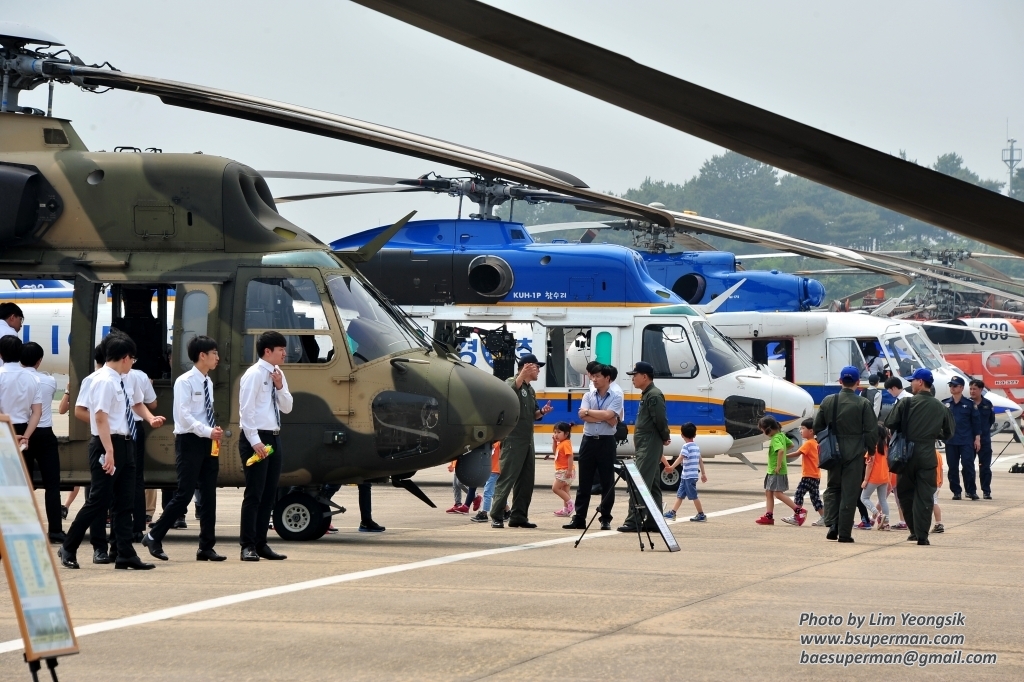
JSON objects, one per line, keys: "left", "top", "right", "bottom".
{"left": 622, "top": 459, "right": 680, "bottom": 552}
{"left": 0, "top": 414, "right": 78, "bottom": 661}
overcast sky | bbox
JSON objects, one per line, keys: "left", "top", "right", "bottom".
{"left": 14, "top": 1, "right": 1024, "bottom": 244}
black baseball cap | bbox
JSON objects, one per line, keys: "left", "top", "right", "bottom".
{"left": 517, "top": 353, "right": 545, "bottom": 368}
{"left": 626, "top": 361, "right": 656, "bottom": 377}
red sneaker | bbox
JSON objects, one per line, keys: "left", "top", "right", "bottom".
{"left": 795, "top": 507, "right": 808, "bottom": 526}
{"left": 445, "top": 504, "right": 461, "bottom": 514}
{"left": 471, "top": 495, "right": 482, "bottom": 512}
{"left": 455, "top": 504, "right": 470, "bottom": 514}
{"left": 755, "top": 514, "right": 775, "bottom": 525}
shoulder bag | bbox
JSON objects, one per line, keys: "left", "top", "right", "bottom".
{"left": 815, "top": 394, "right": 842, "bottom": 470}
{"left": 887, "top": 399, "right": 915, "bottom": 474}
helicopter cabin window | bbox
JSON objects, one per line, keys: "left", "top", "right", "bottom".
{"left": 642, "top": 325, "right": 699, "bottom": 379}
{"left": 691, "top": 321, "right": 750, "bottom": 379}
{"left": 986, "top": 351, "right": 1024, "bottom": 377}
{"left": 106, "top": 284, "right": 172, "bottom": 381}
{"left": 546, "top": 327, "right": 591, "bottom": 388}
{"left": 325, "top": 273, "right": 426, "bottom": 365}
{"left": 244, "top": 277, "right": 333, "bottom": 364}
{"left": 827, "top": 338, "right": 867, "bottom": 382}
{"left": 179, "top": 290, "right": 209, "bottom": 372}
{"left": 752, "top": 339, "right": 794, "bottom": 383}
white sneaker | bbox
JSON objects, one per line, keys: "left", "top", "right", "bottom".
{"left": 781, "top": 516, "right": 798, "bottom": 526}
{"left": 811, "top": 517, "right": 827, "bottom": 527}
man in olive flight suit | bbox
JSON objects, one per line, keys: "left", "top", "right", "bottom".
{"left": 489, "top": 354, "right": 553, "bottom": 529}
{"left": 885, "top": 368, "right": 955, "bottom": 546}
{"left": 619, "top": 361, "right": 672, "bottom": 533}
{"left": 813, "top": 365, "right": 878, "bottom": 543}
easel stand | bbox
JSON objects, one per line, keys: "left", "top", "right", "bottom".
{"left": 574, "top": 460, "right": 655, "bottom": 551}
{"left": 25, "top": 655, "right": 59, "bottom": 681}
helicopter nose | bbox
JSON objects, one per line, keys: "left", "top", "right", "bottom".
{"left": 772, "top": 376, "right": 815, "bottom": 426}
{"left": 803, "top": 278, "right": 826, "bottom": 309}
{"left": 446, "top": 362, "right": 521, "bottom": 444}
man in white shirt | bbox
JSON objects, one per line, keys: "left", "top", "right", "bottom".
{"left": 0, "top": 336, "right": 42, "bottom": 449}
{"left": 884, "top": 376, "right": 911, "bottom": 402}
{"left": 59, "top": 334, "right": 165, "bottom": 570}
{"left": 144, "top": 335, "right": 225, "bottom": 562}
{"left": 124, "top": 365, "right": 158, "bottom": 540}
{"left": 237, "top": 331, "right": 293, "bottom": 561}
{"left": 563, "top": 364, "right": 624, "bottom": 531}
{"left": 0, "top": 302, "right": 23, "bottom": 369}
{"left": 19, "top": 342, "right": 64, "bottom": 543}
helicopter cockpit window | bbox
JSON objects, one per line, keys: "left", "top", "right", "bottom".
{"left": 244, "top": 277, "right": 332, "bottom": 364}
{"left": 326, "top": 273, "right": 425, "bottom": 365}
{"left": 904, "top": 333, "right": 944, "bottom": 370}
{"left": 642, "top": 325, "right": 700, "bottom": 379}
{"left": 691, "top": 321, "right": 750, "bottom": 379}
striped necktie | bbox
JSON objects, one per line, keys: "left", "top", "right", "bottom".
{"left": 270, "top": 377, "right": 280, "bottom": 429}
{"left": 122, "top": 379, "right": 137, "bottom": 440}
{"left": 203, "top": 378, "right": 215, "bottom": 427}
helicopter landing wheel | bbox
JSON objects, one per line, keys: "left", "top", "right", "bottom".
{"left": 659, "top": 462, "right": 681, "bottom": 491}
{"left": 273, "top": 492, "right": 331, "bottom": 541}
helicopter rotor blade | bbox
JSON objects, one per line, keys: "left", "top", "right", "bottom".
{"left": 274, "top": 186, "right": 433, "bottom": 203}
{"left": 351, "top": 0, "right": 1024, "bottom": 256}
{"left": 50, "top": 64, "right": 674, "bottom": 228}
{"left": 870, "top": 286, "right": 916, "bottom": 317}
{"left": 963, "top": 257, "right": 1021, "bottom": 284}
{"left": 259, "top": 171, "right": 409, "bottom": 185}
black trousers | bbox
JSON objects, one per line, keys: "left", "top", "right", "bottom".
{"left": 239, "top": 432, "right": 282, "bottom": 549}
{"left": 572, "top": 435, "right": 617, "bottom": 524}
{"left": 978, "top": 442, "right": 993, "bottom": 496}
{"left": 64, "top": 436, "right": 137, "bottom": 559}
{"left": 132, "top": 425, "right": 147, "bottom": 533}
{"left": 19, "top": 425, "right": 63, "bottom": 534}
{"left": 150, "top": 434, "right": 220, "bottom": 550}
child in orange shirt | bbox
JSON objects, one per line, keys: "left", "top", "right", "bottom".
{"left": 551, "top": 422, "right": 575, "bottom": 516}
{"left": 783, "top": 419, "right": 822, "bottom": 527}
{"left": 860, "top": 423, "right": 891, "bottom": 530}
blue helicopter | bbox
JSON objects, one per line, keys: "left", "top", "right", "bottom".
{"left": 269, "top": 171, "right": 824, "bottom": 311}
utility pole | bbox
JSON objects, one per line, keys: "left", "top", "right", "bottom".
{"left": 1003, "top": 138, "right": 1021, "bottom": 197}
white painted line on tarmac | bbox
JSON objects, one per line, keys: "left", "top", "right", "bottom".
{"left": 0, "top": 498, "right": 762, "bottom": 655}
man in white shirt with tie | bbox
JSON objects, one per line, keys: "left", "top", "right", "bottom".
{"left": 0, "top": 302, "right": 23, "bottom": 369}
{"left": 238, "top": 331, "right": 293, "bottom": 561}
{"left": 19, "top": 341, "right": 64, "bottom": 543}
{"left": 144, "top": 335, "right": 225, "bottom": 562}
{"left": 58, "top": 334, "right": 165, "bottom": 570}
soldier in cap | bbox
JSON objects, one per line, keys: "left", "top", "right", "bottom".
{"left": 885, "top": 368, "right": 955, "bottom": 545}
{"left": 489, "top": 354, "right": 553, "bottom": 528}
{"left": 618, "top": 361, "right": 670, "bottom": 533}
{"left": 813, "top": 365, "right": 878, "bottom": 543}
{"left": 941, "top": 375, "right": 982, "bottom": 500}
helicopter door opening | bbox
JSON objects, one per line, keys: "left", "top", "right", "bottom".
{"left": 752, "top": 339, "right": 794, "bottom": 383}
{"left": 827, "top": 338, "right": 868, "bottom": 384}
{"left": 638, "top": 323, "right": 709, "bottom": 425}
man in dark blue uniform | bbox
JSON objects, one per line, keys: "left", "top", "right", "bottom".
{"left": 969, "top": 379, "right": 996, "bottom": 500}
{"left": 941, "top": 376, "right": 981, "bottom": 501}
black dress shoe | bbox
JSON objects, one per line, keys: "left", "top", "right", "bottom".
{"left": 142, "top": 534, "right": 168, "bottom": 561}
{"left": 93, "top": 548, "right": 111, "bottom": 564}
{"left": 240, "top": 547, "right": 260, "bottom": 562}
{"left": 951, "top": 494, "right": 962, "bottom": 500}
{"left": 358, "top": 520, "right": 386, "bottom": 533}
{"left": 490, "top": 517, "right": 504, "bottom": 528}
{"left": 196, "top": 549, "right": 227, "bottom": 562}
{"left": 907, "top": 534, "right": 918, "bottom": 541}
{"left": 58, "top": 547, "right": 79, "bottom": 569}
{"left": 115, "top": 555, "right": 155, "bottom": 570}
{"left": 600, "top": 522, "right": 612, "bottom": 531}
{"left": 617, "top": 524, "right": 637, "bottom": 533}
{"left": 508, "top": 520, "right": 538, "bottom": 528}
{"left": 256, "top": 545, "right": 287, "bottom": 560}
{"left": 838, "top": 537, "right": 855, "bottom": 543}
{"left": 917, "top": 539, "right": 930, "bottom": 546}
{"left": 826, "top": 527, "right": 838, "bottom": 541}
{"left": 48, "top": 531, "right": 67, "bottom": 544}
{"left": 983, "top": 493, "right": 992, "bottom": 500}
{"left": 173, "top": 517, "right": 188, "bottom": 529}
{"left": 562, "top": 518, "right": 586, "bottom": 530}
{"left": 968, "top": 493, "right": 980, "bottom": 500}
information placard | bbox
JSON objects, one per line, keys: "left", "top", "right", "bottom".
{"left": 0, "top": 414, "right": 78, "bottom": 661}
{"left": 622, "top": 459, "right": 680, "bottom": 552}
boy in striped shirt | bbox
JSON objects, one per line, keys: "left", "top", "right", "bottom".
{"left": 663, "top": 422, "right": 707, "bottom": 522}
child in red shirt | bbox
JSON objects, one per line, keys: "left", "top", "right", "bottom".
{"left": 551, "top": 422, "right": 575, "bottom": 516}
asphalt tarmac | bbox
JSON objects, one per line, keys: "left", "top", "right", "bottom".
{"left": 2, "top": 440, "right": 1022, "bottom": 680}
